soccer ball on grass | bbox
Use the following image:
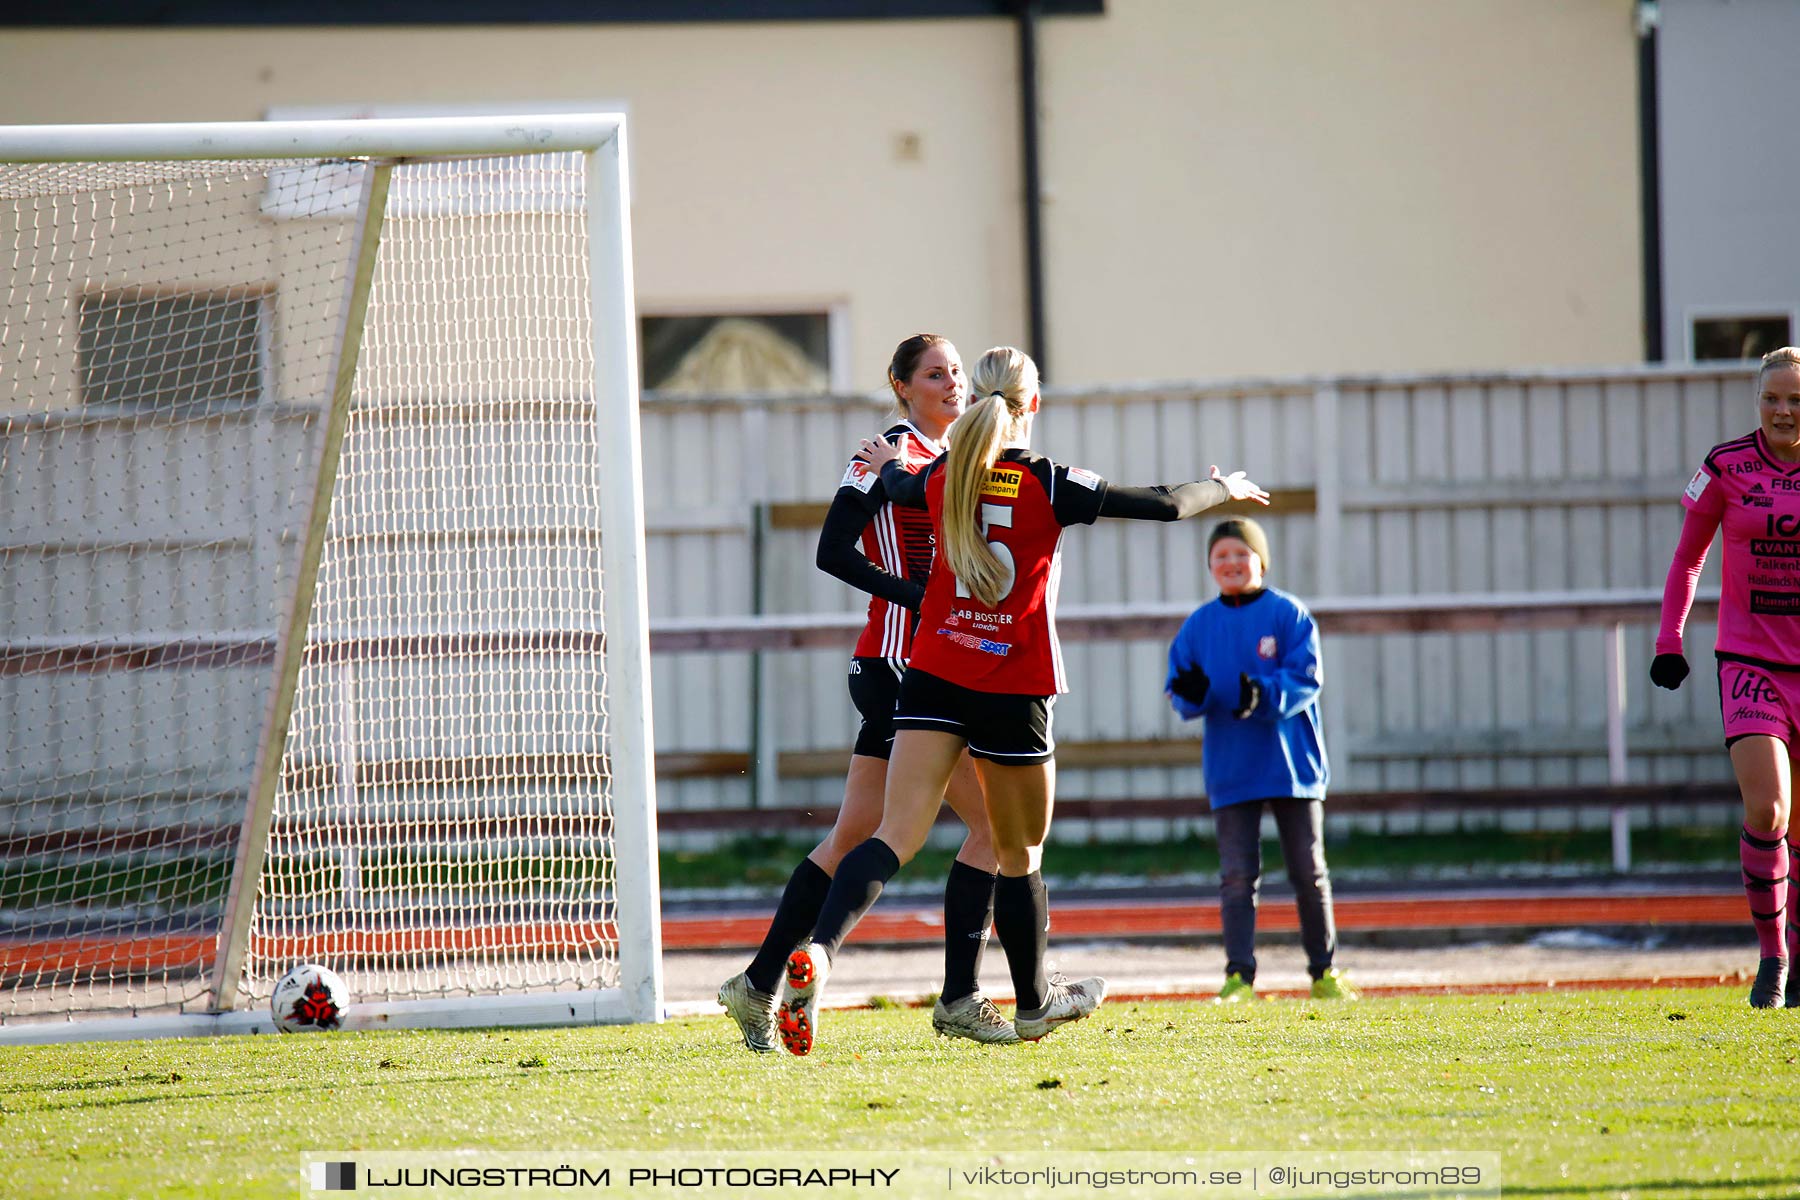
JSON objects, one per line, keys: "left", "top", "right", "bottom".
{"left": 271, "top": 963, "right": 349, "bottom": 1033}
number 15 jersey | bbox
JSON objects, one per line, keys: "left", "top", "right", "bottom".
{"left": 882, "top": 448, "right": 1107, "bottom": 695}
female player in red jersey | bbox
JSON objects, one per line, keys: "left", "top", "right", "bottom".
{"left": 718, "top": 334, "right": 1018, "bottom": 1051}
{"left": 1653, "top": 346, "right": 1800, "bottom": 1007}
{"left": 775, "top": 345, "right": 1269, "bottom": 1054}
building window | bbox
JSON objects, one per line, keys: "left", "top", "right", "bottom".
{"left": 79, "top": 288, "right": 269, "bottom": 409}
{"left": 1691, "top": 313, "right": 1793, "bottom": 362}
{"left": 641, "top": 313, "right": 833, "bottom": 395}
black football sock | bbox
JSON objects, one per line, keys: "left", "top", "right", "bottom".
{"left": 811, "top": 838, "right": 903, "bottom": 961}
{"left": 745, "top": 856, "right": 832, "bottom": 995}
{"left": 940, "top": 860, "right": 998, "bottom": 1006}
{"left": 992, "top": 870, "right": 1050, "bottom": 1012}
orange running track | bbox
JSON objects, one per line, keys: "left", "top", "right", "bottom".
{"left": 667, "top": 889, "right": 1743, "bottom": 950}
{"left": 1, "top": 890, "right": 1742, "bottom": 979}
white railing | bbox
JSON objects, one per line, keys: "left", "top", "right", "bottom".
{"left": 651, "top": 588, "right": 1721, "bottom": 871}
{"left": 8, "top": 358, "right": 1751, "bottom": 856}
{"left": 9, "top": 589, "right": 1708, "bottom": 868}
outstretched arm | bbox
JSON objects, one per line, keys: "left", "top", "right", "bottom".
{"left": 1101, "top": 479, "right": 1230, "bottom": 521}
{"left": 1098, "top": 466, "right": 1269, "bottom": 521}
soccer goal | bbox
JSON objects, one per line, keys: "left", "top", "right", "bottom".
{"left": 0, "top": 116, "right": 662, "bottom": 1042}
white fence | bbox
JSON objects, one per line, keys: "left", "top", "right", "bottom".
{"left": 2, "top": 364, "right": 1753, "bottom": 824}
{"left": 643, "top": 365, "right": 1747, "bottom": 814}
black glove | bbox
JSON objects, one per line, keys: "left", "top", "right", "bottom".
{"left": 1649, "top": 653, "right": 1690, "bottom": 691}
{"left": 1169, "top": 664, "right": 1210, "bottom": 706}
{"left": 1233, "top": 673, "right": 1262, "bottom": 719}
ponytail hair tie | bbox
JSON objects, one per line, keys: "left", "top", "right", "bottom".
{"left": 988, "top": 390, "right": 1005, "bottom": 400}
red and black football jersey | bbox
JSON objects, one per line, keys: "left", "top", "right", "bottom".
{"left": 837, "top": 420, "right": 945, "bottom": 664}
{"left": 903, "top": 448, "right": 1108, "bottom": 695}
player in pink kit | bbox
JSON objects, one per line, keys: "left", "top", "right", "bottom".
{"left": 1654, "top": 346, "right": 1800, "bottom": 1008}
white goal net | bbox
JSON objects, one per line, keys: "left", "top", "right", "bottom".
{"left": 0, "top": 117, "right": 660, "bottom": 1040}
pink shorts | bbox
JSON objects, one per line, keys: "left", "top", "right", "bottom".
{"left": 1718, "top": 660, "right": 1800, "bottom": 747}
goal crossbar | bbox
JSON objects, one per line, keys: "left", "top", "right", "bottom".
{"left": 0, "top": 114, "right": 625, "bottom": 163}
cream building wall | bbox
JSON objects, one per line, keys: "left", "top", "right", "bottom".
{"left": 0, "top": 0, "right": 1642, "bottom": 388}
{"left": 1040, "top": 0, "right": 1644, "bottom": 380}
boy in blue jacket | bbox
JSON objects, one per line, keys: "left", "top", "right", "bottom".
{"left": 1165, "top": 518, "right": 1356, "bottom": 1002}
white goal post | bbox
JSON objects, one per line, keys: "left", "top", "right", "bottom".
{"left": 0, "top": 115, "right": 662, "bottom": 1041}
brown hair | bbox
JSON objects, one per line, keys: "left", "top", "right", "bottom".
{"left": 886, "top": 333, "right": 951, "bottom": 413}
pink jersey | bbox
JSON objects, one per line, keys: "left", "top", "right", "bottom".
{"left": 1658, "top": 430, "right": 1800, "bottom": 671}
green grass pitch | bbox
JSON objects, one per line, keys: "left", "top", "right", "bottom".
{"left": 3, "top": 987, "right": 1796, "bottom": 1198}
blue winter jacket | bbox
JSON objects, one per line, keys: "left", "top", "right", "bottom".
{"left": 1165, "top": 586, "right": 1328, "bottom": 809}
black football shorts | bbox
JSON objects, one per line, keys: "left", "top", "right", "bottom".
{"left": 847, "top": 656, "right": 904, "bottom": 759}
{"left": 891, "top": 666, "right": 1055, "bottom": 765}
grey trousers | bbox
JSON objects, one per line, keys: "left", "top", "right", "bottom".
{"left": 1212, "top": 797, "right": 1336, "bottom": 984}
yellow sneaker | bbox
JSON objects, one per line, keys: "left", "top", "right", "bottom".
{"left": 1310, "top": 968, "right": 1360, "bottom": 1001}
{"left": 1217, "top": 972, "right": 1256, "bottom": 1003}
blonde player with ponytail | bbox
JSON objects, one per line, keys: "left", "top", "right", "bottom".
{"left": 774, "top": 347, "right": 1269, "bottom": 1055}
{"left": 718, "top": 334, "right": 1018, "bottom": 1053}
{"left": 938, "top": 368, "right": 1024, "bottom": 610}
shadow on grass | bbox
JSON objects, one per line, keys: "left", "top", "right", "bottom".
{"left": 16, "top": 1056, "right": 645, "bottom": 1114}
{"left": 0, "top": 1071, "right": 185, "bottom": 1097}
